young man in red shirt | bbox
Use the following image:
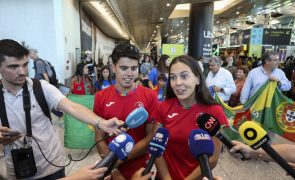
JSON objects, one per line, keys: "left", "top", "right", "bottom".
{"left": 94, "top": 44, "right": 159, "bottom": 179}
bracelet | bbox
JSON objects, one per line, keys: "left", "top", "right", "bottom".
{"left": 95, "top": 118, "right": 102, "bottom": 130}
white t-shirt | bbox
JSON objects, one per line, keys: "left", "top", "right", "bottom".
{"left": 1, "top": 78, "right": 65, "bottom": 179}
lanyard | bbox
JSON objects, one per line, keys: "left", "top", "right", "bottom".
{"left": 0, "top": 81, "right": 33, "bottom": 137}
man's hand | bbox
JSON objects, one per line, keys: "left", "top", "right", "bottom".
{"left": 0, "top": 126, "right": 22, "bottom": 145}
{"left": 59, "top": 163, "right": 110, "bottom": 180}
{"left": 131, "top": 167, "right": 153, "bottom": 180}
{"left": 269, "top": 76, "right": 279, "bottom": 82}
{"left": 99, "top": 118, "right": 124, "bottom": 134}
{"left": 230, "top": 140, "right": 254, "bottom": 159}
{"left": 212, "top": 85, "right": 222, "bottom": 92}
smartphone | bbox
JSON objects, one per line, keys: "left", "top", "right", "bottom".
{"left": 2, "top": 131, "right": 21, "bottom": 137}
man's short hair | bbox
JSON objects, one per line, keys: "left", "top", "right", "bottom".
{"left": 0, "top": 39, "right": 29, "bottom": 66}
{"left": 111, "top": 43, "right": 140, "bottom": 65}
{"left": 209, "top": 56, "right": 221, "bottom": 65}
{"left": 262, "top": 51, "right": 278, "bottom": 65}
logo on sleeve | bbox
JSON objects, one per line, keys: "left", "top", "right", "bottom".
{"left": 106, "top": 102, "right": 115, "bottom": 107}
{"left": 167, "top": 113, "right": 178, "bottom": 119}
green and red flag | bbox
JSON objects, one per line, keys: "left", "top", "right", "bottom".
{"left": 215, "top": 81, "right": 295, "bottom": 142}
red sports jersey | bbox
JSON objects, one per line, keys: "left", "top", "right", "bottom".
{"left": 156, "top": 98, "right": 228, "bottom": 180}
{"left": 93, "top": 85, "right": 159, "bottom": 179}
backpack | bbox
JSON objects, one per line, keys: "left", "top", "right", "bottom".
{"left": 34, "top": 59, "right": 58, "bottom": 87}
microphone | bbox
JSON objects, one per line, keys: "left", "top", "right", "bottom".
{"left": 239, "top": 121, "right": 295, "bottom": 178}
{"left": 196, "top": 113, "right": 246, "bottom": 160}
{"left": 94, "top": 133, "right": 135, "bottom": 172}
{"left": 188, "top": 129, "right": 214, "bottom": 180}
{"left": 108, "top": 106, "right": 149, "bottom": 137}
{"left": 142, "top": 127, "right": 169, "bottom": 175}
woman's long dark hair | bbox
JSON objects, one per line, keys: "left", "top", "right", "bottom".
{"left": 157, "top": 54, "right": 169, "bottom": 74}
{"left": 98, "top": 65, "right": 113, "bottom": 86}
{"left": 75, "top": 62, "right": 94, "bottom": 90}
{"left": 166, "top": 55, "right": 217, "bottom": 105}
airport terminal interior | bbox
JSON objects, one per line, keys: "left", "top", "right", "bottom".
{"left": 1, "top": 0, "right": 295, "bottom": 179}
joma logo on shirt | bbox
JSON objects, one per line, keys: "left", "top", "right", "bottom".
{"left": 106, "top": 102, "right": 115, "bottom": 107}
{"left": 168, "top": 113, "right": 178, "bottom": 119}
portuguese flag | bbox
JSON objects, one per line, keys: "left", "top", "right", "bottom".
{"left": 216, "top": 81, "right": 295, "bottom": 142}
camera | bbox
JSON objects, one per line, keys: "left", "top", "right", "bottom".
{"left": 11, "top": 147, "right": 37, "bottom": 179}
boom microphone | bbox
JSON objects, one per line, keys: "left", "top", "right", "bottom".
{"left": 239, "top": 121, "right": 295, "bottom": 178}
{"left": 94, "top": 133, "right": 135, "bottom": 176}
{"left": 196, "top": 113, "right": 246, "bottom": 160}
{"left": 189, "top": 129, "right": 214, "bottom": 180}
{"left": 108, "top": 106, "right": 149, "bottom": 138}
{"left": 143, "top": 127, "right": 169, "bottom": 175}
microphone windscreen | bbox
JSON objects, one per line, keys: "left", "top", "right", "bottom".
{"left": 108, "top": 133, "right": 135, "bottom": 160}
{"left": 189, "top": 129, "right": 214, "bottom": 158}
{"left": 148, "top": 127, "right": 169, "bottom": 157}
{"left": 125, "top": 107, "right": 149, "bottom": 128}
{"left": 196, "top": 113, "right": 220, "bottom": 136}
{"left": 239, "top": 121, "right": 269, "bottom": 149}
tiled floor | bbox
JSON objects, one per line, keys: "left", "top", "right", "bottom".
{"left": 0, "top": 117, "right": 294, "bottom": 180}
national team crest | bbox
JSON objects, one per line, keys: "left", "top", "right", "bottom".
{"left": 276, "top": 102, "right": 295, "bottom": 133}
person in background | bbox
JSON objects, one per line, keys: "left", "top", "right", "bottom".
{"left": 228, "top": 65, "right": 248, "bottom": 107}
{"left": 70, "top": 62, "right": 95, "bottom": 95}
{"left": 107, "top": 55, "right": 115, "bottom": 79}
{"left": 84, "top": 50, "right": 98, "bottom": 84}
{"left": 154, "top": 73, "right": 167, "bottom": 101}
{"left": 197, "top": 56, "right": 204, "bottom": 73}
{"left": 148, "top": 54, "right": 170, "bottom": 90}
{"left": 27, "top": 52, "right": 35, "bottom": 78}
{"left": 206, "top": 56, "right": 236, "bottom": 103}
{"left": 28, "top": 48, "right": 49, "bottom": 82}
{"left": 155, "top": 55, "right": 228, "bottom": 180}
{"left": 240, "top": 51, "right": 291, "bottom": 104}
{"left": 140, "top": 55, "right": 152, "bottom": 87}
{"left": 94, "top": 43, "right": 159, "bottom": 179}
{"left": 94, "top": 65, "right": 115, "bottom": 91}
{"left": 134, "top": 76, "right": 143, "bottom": 87}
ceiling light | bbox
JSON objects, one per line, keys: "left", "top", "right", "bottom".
{"left": 177, "top": 24, "right": 179, "bottom": 27}
{"left": 160, "top": 17, "right": 164, "bottom": 21}
{"left": 236, "top": 11, "right": 240, "bottom": 15}
{"left": 156, "top": 25, "right": 159, "bottom": 28}
{"left": 181, "top": 20, "right": 183, "bottom": 23}
{"left": 166, "top": 3, "right": 171, "bottom": 7}
{"left": 154, "top": 30, "right": 156, "bottom": 33}
{"left": 171, "top": 29, "right": 173, "bottom": 32}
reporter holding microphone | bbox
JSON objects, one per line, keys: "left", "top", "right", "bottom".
{"left": 154, "top": 56, "right": 228, "bottom": 180}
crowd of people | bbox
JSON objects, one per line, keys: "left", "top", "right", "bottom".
{"left": 0, "top": 39, "right": 294, "bottom": 180}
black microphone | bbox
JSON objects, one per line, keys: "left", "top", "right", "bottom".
{"left": 196, "top": 113, "right": 246, "bottom": 160}
{"left": 94, "top": 133, "right": 135, "bottom": 177}
{"left": 189, "top": 129, "right": 214, "bottom": 180}
{"left": 239, "top": 121, "right": 295, "bottom": 178}
{"left": 143, "top": 127, "right": 169, "bottom": 175}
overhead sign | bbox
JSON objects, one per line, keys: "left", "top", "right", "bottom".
{"left": 162, "top": 44, "right": 185, "bottom": 60}
{"left": 250, "top": 28, "right": 263, "bottom": 45}
{"left": 262, "top": 28, "right": 291, "bottom": 45}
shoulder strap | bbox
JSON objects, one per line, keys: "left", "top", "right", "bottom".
{"left": 0, "top": 83, "right": 9, "bottom": 128}
{"left": 32, "top": 79, "right": 52, "bottom": 121}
